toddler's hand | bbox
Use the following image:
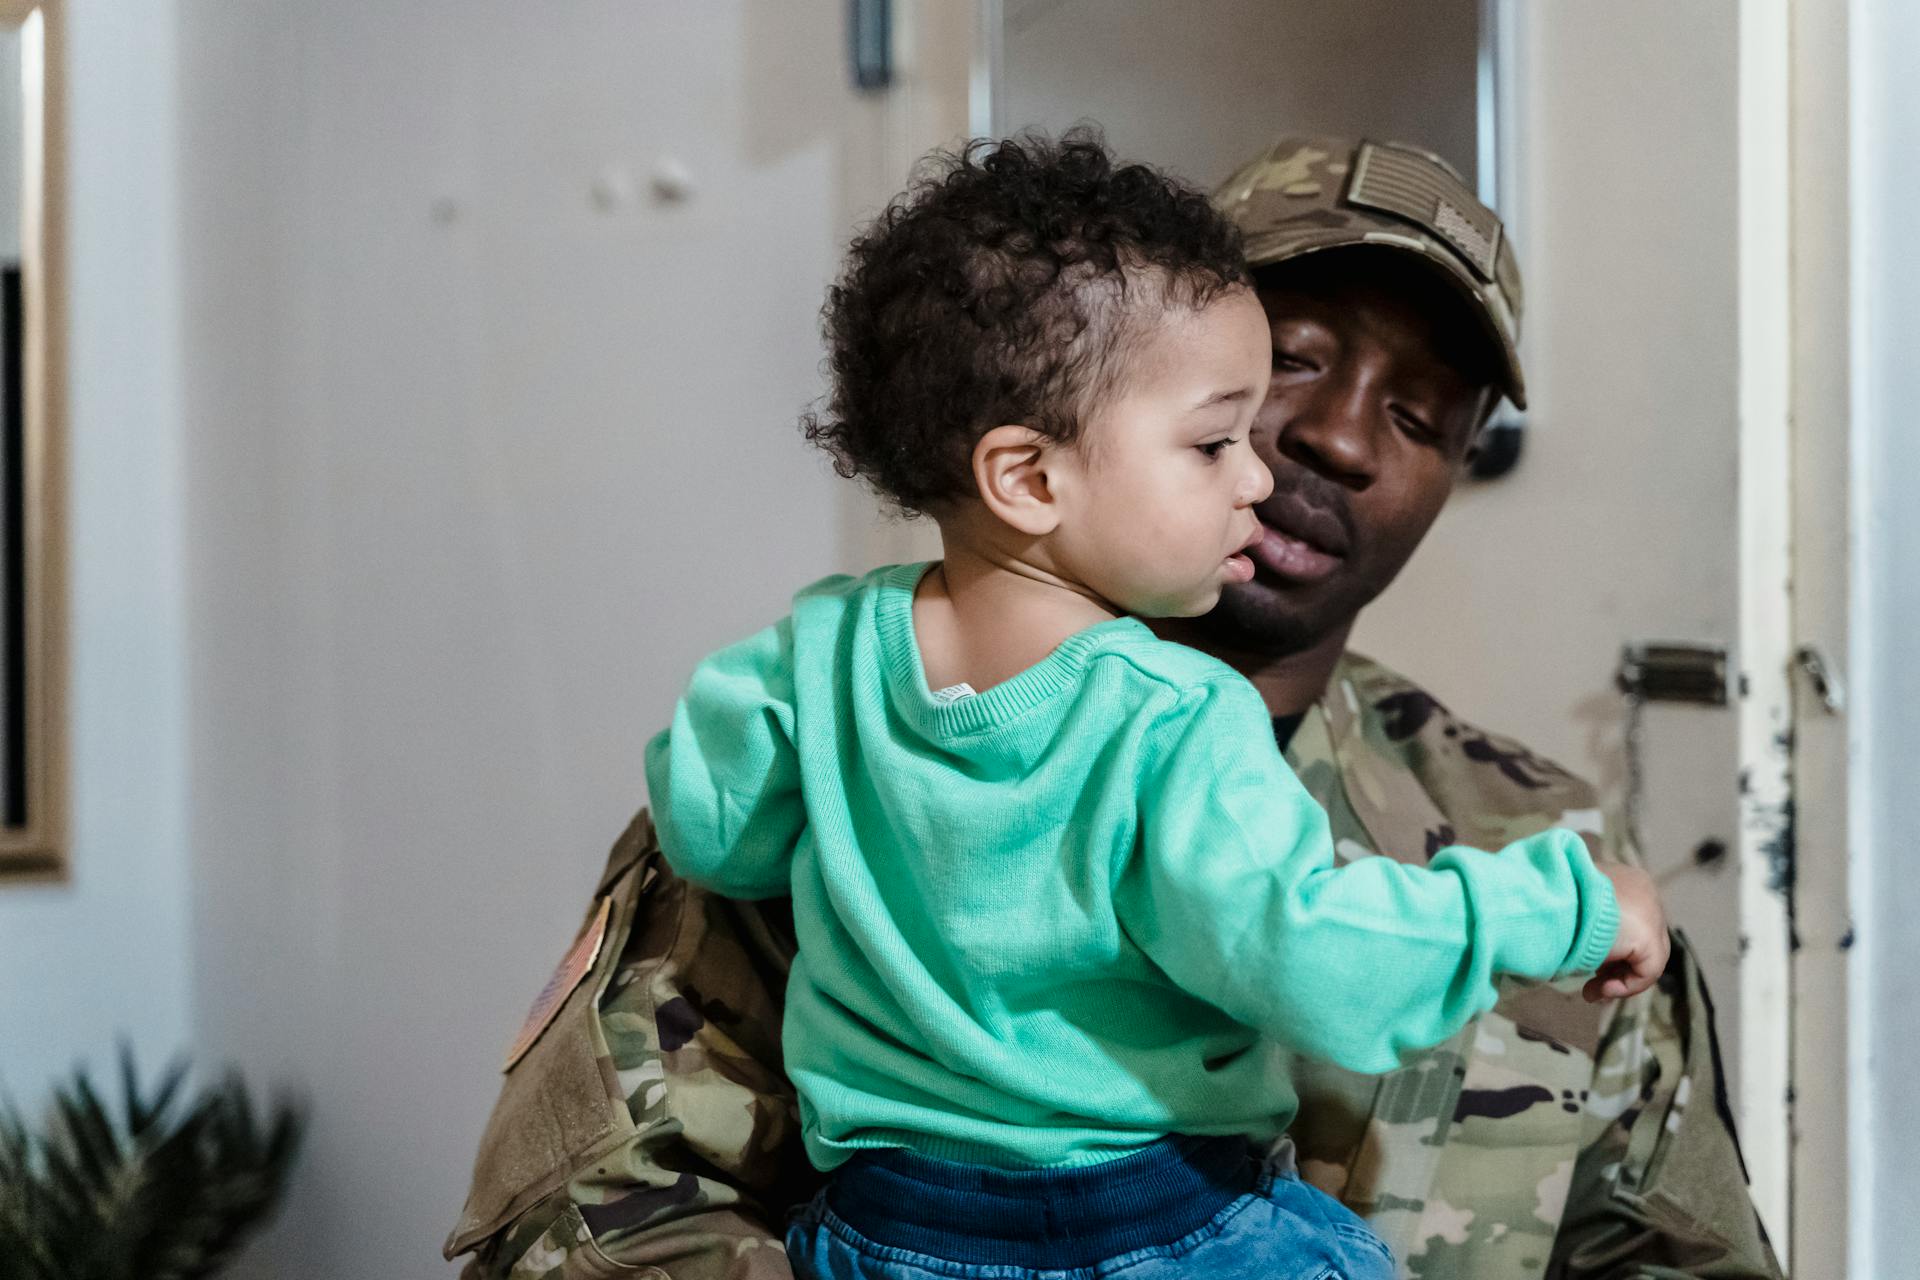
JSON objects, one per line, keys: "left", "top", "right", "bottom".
{"left": 1582, "top": 863, "right": 1670, "bottom": 1003}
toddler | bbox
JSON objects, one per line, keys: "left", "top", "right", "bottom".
{"left": 646, "top": 134, "right": 1666, "bottom": 1280}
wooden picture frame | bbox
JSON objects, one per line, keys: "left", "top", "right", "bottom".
{"left": 0, "top": 0, "right": 66, "bottom": 878}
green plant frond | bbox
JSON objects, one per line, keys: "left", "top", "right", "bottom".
{"left": 0, "top": 1050, "right": 305, "bottom": 1280}
{"left": 117, "top": 1041, "right": 190, "bottom": 1142}
{"left": 50, "top": 1074, "right": 125, "bottom": 1191}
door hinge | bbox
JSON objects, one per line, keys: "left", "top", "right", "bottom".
{"left": 1794, "top": 645, "right": 1845, "bottom": 714}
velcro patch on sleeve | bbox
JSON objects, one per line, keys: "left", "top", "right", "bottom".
{"left": 503, "top": 895, "right": 613, "bottom": 1072}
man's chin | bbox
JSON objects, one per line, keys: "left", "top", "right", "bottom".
{"left": 1202, "top": 577, "right": 1359, "bottom": 657}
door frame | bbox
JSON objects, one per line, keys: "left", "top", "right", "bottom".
{"left": 1785, "top": 0, "right": 1860, "bottom": 1274}
{"left": 1735, "top": 0, "right": 1797, "bottom": 1254}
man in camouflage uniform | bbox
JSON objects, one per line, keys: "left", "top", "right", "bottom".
{"left": 445, "top": 138, "right": 1783, "bottom": 1280}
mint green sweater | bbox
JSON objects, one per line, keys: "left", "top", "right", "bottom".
{"left": 645, "top": 564, "right": 1619, "bottom": 1171}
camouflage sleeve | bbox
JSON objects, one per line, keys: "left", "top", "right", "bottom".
{"left": 1548, "top": 928, "right": 1783, "bottom": 1279}
{"left": 447, "top": 812, "right": 815, "bottom": 1280}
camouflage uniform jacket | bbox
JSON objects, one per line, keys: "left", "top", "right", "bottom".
{"left": 446, "top": 652, "right": 1782, "bottom": 1280}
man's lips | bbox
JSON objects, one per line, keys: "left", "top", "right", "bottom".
{"left": 1259, "top": 491, "right": 1353, "bottom": 556}
{"left": 1245, "top": 492, "right": 1353, "bottom": 585}
{"left": 1246, "top": 526, "right": 1342, "bottom": 583}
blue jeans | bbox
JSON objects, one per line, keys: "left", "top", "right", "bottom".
{"left": 786, "top": 1136, "right": 1396, "bottom": 1280}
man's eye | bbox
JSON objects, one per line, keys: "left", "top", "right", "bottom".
{"left": 1272, "top": 350, "right": 1315, "bottom": 372}
{"left": 1393, "top": 409, "right": 1441, "bottom": 445}
{"left": 1197, "top": 437, "right": 1238, "bottom": 459}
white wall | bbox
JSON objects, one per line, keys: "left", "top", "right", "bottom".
{"left": 0, "top": 28, "right": 21, "bottom": 260}
{"left": 999, "top": 0, "right": 1479, "bottom": 190}
{"left": 0, "top": 0, "right": 189, "bottom": 1110}
{"left": 1853, "top": 0, "right": 1920, "bottom": 1264}
{"left": 176, "top": 3, "right": 869, "bottom": 1274}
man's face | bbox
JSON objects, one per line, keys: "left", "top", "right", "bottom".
{"left": 1205, "top": 256, "right": 1499, "bottom": 654}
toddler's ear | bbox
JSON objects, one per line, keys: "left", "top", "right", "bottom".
{"left": 972, "top": 425, "right": 1061, "bottom": 536}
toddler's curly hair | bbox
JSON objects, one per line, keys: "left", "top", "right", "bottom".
{"left": 802, "top": 131, "right": 1249, "bottom": 515}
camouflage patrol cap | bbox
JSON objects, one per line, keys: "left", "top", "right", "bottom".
{"left": 1213, "top": 137, "right": 1527, "bottom": 409}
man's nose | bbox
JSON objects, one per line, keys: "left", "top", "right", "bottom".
{"left": 1271, "top": 376, "right": 1382, "bottom": 489}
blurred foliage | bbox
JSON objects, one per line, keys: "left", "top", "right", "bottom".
{"left": 0, "top": 1045, "right": 303, "bottom": 1280}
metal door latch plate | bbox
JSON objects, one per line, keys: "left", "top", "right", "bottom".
{"left": 1617, "top": 642, "right": 1730, "bottom": 706}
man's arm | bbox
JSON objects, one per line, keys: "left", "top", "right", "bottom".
{"left": 448, "top": 812, "right": 812, "bottom": 1280}
{"left": 1549, "top": 927, "right": 1783, "bottom": 1279}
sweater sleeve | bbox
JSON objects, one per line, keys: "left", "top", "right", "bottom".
{"left": 1113, "top": 677, "right": 1620, "bottom": 1075}
{"left": 644, "top": 617, "right": 802, "bottom": 900}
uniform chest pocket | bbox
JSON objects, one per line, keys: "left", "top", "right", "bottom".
{"left": 1432, "top": 989, "right": 1601, "bottom": 1237}
{"left": 1447, "top": 1002, "right": 1595, "bottom": 1155}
